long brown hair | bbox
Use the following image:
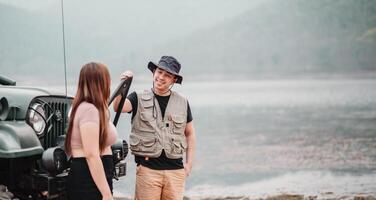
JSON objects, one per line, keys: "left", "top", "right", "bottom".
{"left": 65, "top": 62, "right": 111, "bottom": 155}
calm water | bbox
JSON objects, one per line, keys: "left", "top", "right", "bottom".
{"left": 99, "top": 78, "right": 376, "bottom": 198}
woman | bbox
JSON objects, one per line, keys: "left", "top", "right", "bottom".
{"left": 65, "top": 62, "right": 117, "bottom": 200}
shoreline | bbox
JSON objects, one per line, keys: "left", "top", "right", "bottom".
{"left": 115, "top": 194, "right": 376, "bottom": 200}
{"left": 112, "top": 171, "right": 376, "bottom": 200}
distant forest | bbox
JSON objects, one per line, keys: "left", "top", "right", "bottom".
{"left": 1, "top": 0, "right": 376, "bottom": 78}
{"left": 160, "top": 0, "right": 376, "bottom": 75}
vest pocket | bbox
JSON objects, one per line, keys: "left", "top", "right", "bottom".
{"left": 170, "top": 138, "right": 187, "bottom": 155}
{"left": 171, "top": 114, "right": 185, "bottom": 135}
{"left": 140, "top": 98, "right": 153, "bottom": 108}
{"left": 139, "top": 112, "right": 156, "bottom": 133}
{"left": 130, "top": 135, "right": 157, "bottom": 154}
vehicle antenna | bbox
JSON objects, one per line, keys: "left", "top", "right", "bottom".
{"left": 60, "top": 0, "right": 70, "bottom": 127}
{"left": 60, "top": 0, "right": 67, "bottom": 97}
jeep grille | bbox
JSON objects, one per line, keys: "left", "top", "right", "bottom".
{"left": 36, "top": 96, "right": 72, "bottom": 149}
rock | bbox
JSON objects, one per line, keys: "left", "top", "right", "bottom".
{"left": 0, "top": 186, "right": 5, "bottom": 192}
{"left": 201, "top": 197, "right": 249, "bottom": 200}
{"left": 0, "top": 191, "right": 14, "bottom": 200}
{"left": 114, "top": 197, "right": 132, "bottom": 200}
{"left": 322, "top": 192, "right": 334, "bottom": 195}
{"left": 354, "top": 196, "right": 376, "bottom": 200}
{"left": 306, "top": 195, "right": 317, "bottom": 200}
{"left": 264, "top": 194, "right": 304, "bottom": 200}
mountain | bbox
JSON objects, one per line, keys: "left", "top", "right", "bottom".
{"left": 154, "top": 0, "right": 376, "bottom": 75}
{"left": 1, "top": 0, "right": 376, "bottom": 80}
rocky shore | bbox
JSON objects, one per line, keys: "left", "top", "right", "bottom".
{"left": 2, "top": 185, "right": 375, "bottom": 200}
{"left": 114, "top": 194, "right": 376, "bottom": 200}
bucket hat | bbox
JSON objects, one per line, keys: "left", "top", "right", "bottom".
{"left": 148, "top": 56, "right": 182, "bottom": 84}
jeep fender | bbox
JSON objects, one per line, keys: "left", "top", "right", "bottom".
{"left": 0, "top": 121, "right": 43, "bottom": 158}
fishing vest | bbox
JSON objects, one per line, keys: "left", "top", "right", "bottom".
{"left": 129, "top": 90, "right": 188, "bottom": 159}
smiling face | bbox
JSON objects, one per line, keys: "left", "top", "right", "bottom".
{"left": 153, "top": 67, "right": 177, "bottom": 95}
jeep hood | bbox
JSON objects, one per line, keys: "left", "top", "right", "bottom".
{"left": 0, "top": 86, "right": 59, "bottom": 120}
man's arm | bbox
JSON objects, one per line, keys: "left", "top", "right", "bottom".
{"left": 113, "top": 96, "right": 132, "bottom": 113}
{"left": 184, "top": 121, "right": 196, "bottom": 177}
{"left": 113, "top": 70, "right": 134, "bottom": 113}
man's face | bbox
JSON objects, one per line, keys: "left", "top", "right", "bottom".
{"left": 153, "top": 68, "right": 176, "bottom": 91}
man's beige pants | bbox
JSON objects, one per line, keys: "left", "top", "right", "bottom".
{"left": 135, "top": 165, "right": 186, "bottom": 200}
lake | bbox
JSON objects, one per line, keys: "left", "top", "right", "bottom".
{"left": 110, "top": 78, "right": 376, "bottom": 199}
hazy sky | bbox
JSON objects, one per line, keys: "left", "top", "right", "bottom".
{"left": 0, "top": 0, "right": 265, "bottom": 87}
{"left": 0, "top": 0, "right": 264, "bottom": 42}
{"left": 2, "top": 0, "right": 374, "bottom": 88}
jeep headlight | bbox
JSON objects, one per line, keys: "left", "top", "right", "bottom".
{"left": 28, "top": 103, "right": 46, "bottom": 136}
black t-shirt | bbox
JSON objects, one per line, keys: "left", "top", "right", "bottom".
{"left": 126, "top": 91, "right": 193, "bottom": 170}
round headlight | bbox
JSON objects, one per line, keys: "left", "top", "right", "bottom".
{"left": 28, "top": 103, "right": 46, "bottom": 136}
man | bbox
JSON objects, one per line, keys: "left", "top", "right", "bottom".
{"left": 113, "top": 56, "right": 196, "bottom": 200}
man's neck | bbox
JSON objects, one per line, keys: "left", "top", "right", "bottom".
{"left": 153, "top": 88, "right": 171, "bottom": 96}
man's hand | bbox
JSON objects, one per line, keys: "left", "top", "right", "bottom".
{"left": 184, "top": 162, "right": 193, "bottom": 177}
{"left": 118, "top": 70, "right": 133, "bottom": 97}
{"left": 112, "top": 70, "right": 134, "bottom": 113}
{"left": 120, "top": 70, "right": 133, "bottom": 80}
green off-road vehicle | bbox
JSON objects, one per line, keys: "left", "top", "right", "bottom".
{"left": 0, "top": 75, "right": 129, "bottom": 200}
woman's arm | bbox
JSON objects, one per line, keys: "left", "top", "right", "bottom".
{"left": 80, "top": 122, "right": 113, "bottom": 200}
